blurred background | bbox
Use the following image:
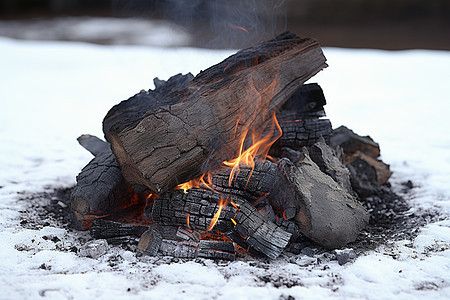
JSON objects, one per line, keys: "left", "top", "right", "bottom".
{"left": 0, "top": 0, "right": 449, "bottom": 50}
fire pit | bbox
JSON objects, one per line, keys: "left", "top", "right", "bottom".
{"left": 70, "top": 32, "right": 396, "bottom": 261}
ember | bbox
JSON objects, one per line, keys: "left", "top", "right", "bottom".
{"left": 71, "top": 32, "right": 394, "bottom": 261}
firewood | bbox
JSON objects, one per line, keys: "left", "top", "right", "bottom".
{"left": 277, "top": 83, "right": 327, "bottom": 120}
{"left": 197, "top": 240, "right": 235, "bottom": 261}
{"left": 151, "top": 189, "right": 291, "bottom": 259}
{"left": 278, "top": 149, "right": 369, "bottom": 249}
{"left": 330, "top": 126, "right": 392, "bottom": 185}
{"left": 71, "top": 151, "right": 141, "bottom": 230}
{"left": 330, "top": 126, "right": 380, "bottom": 160}
{"left": 308, "top": 136, "right": 353, "bottom": 194}
{"left": 89, "top": 219, "right": 147, "bottom": 239}
{"left": 103, "top": 32, "right": 327, "bottom": 194}
{"left": 271, "top": 118, "right": 333, "bottom": 156}
{"left": 71, "top": 135, "right": 144, "bottom": 230}
{"left": 77, "top": 134, "right": 111, "bottom": 156}
{"left": 138, "top": 225, "right": 235, "bottom": 260}
{"left": 209, "top": 160, "right": 280, "bottom": 203}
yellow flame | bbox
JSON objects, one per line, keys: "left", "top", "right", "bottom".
{"left": 206, "top": 197, "right": 227, "bottom": 231}
{"left": 223, "top": 111, "right": 282, "bottom": 186}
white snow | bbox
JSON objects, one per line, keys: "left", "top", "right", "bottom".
{"left": 0, "top": 31, "right": 449, "bottom": 299}
{"left": 0, "top": 17, "right": 192, "bottom": 47}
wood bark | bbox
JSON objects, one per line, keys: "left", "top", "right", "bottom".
{"left": 103, "top": 32, "right": 327, "bottom": 194}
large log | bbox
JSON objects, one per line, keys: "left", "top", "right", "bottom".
{"left": 103, "top": 32, "right": 327, "bottom": 194}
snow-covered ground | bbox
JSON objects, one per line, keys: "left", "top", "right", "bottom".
{"left": 0, "top": 32, "right": 449, "bottom": 299}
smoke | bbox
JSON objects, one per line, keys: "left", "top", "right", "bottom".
{"left": 111, "top": 0, "right": 287, "bottom": 49}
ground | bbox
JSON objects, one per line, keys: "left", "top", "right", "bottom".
{"left": 0, "top": 21, "right": 449, "bottom": 299}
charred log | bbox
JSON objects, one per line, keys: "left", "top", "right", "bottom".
{"left": 89, "top": 219, "right": 147, "bottom": 239}
{"left": 270, "top": 118, "right": 333, "bottom": 157}
{"left": 138, "top": 225, "right": 235, "bottom": 260}
{"left": 330, "top": 126, "right": 392, "bottom": 187}
{"left": 71, "top": 135, "right": 144, "bottom": 230}
{"left": 151, "top": 189, "right": 291, "bottom": 259}
{"left": 103, "top": 32, "right": 327, "bottom": 194}
{"left": 277, "top": 83, "right": 327, "bottom": 120}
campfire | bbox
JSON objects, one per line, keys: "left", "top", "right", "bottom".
{"left": 71, "top": 32, "right": 393, "bottom": 261}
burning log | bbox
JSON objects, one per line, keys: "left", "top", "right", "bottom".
{"left": 103, "top": 32, "right": 327, "bottom": 194}
{"left": 70, "top": 135, "right": 143, "bottom": 230}
{"left": 270, "top": 83, "right": 333, "bottom": 156}
{"left": 151, "top": 189, "right": 292, "bottom": 259}
{"left": 69, "top": 32, "right": 376, "bottom": 260}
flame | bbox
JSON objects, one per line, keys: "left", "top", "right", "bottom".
{"left": 281, "top": 118, "right": 302, "bottom": 123}
{"left": 176, "top": 171, "right": 215, "bottom": 193}
{"left": 228, "top": 23, "right": 249, "bottom": 33}
{"left": 176, "top": 73, "right": 281, "bottom": 193}
{"left": 230, "top": 199, "right": 240, "bottom": 211}
{"left": 223, "top": 111, "right": 282, "bottom": 186}
{"left": 207, "top": 197, "right": 227, "bottom": 231}
{"left": 186, "top": 213, "right": 191, "bottom": 228}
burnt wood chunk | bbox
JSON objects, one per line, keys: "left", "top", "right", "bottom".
{"left": 138, "top": 225, "right": 235, "bottom": 260}
{"left": 210, "top": 160, "right": 279, "bottom": 202}
{"left": 89, "top": 219, "right": 147, "bottom": 239}
{"left": 197, "top": 240, "right": 235, "bottom": 261}
{"left": 152, "top": 189, "right": 291, "bottom": 259}
{"left": 271, "top": 118, "right": 333, "bottom": 156}
{"left": 309, "top": 137, "right": 353, "bottom": 194}
{"left": 330, "top": 126, "right": 392, "bottom": 185}
{"left": 70, "top": 151, "right": 140, "bottom": 230}
{"left": 103, "top": 32, "right": 327, "bottom": 194}
{"left": 278, "top": 149, "right": 369, "bottom": 249}
{"left": 330, "top": 126, "right": 380, "bottom": 160}
{"left": 277, "top": 83, "right": 327, "bottom": 120}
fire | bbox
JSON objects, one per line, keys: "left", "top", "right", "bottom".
{"left": 186, "top": 213, "right": 191, "bottom": 228}
{"left": 176, "top": 170, "right": 215, "bottom": 193}
{"left": 176, "top": 73, "right": 282, "bottom": 193}
{"left": 223, "top": 111, "right": 282, "bottom": 186}
{"left": 207, "top": 197, "right": 227, "bottom": 231}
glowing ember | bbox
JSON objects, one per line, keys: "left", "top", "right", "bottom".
{"left": 186, "top": 213, "right": 191, "bottom": 228}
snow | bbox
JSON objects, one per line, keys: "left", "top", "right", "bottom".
{"left": 0, "top": 30, "right": 449, "bottom": 299}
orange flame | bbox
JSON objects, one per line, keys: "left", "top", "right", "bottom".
{"left": 223, "top": 111, "right": 282, "bottom": 186}
{"left": 176, "top": 171, "right": 215, "bottom": 193}
{"left": 207, "top": 197, "right": 227, "bottom": 231}
{"left": 175, "top": 73, "right": 281, "bottom": 193}
{"left": 228, "top": 23, "right": 249, "bottom": 33}
{"left": 186, "top": 213, "right": 191, "bottom": 228}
